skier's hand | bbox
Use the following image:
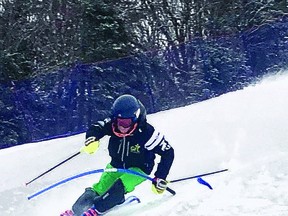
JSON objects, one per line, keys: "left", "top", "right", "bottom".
{"left": 152, "top": 177, "right": 168, "bottom": 194}
{"left": 81, "top": 136, "right": 100, "bottom": 154}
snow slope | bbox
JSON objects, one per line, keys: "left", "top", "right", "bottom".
{"left": 0, "top": 72, "right": 288, "bottom": 215}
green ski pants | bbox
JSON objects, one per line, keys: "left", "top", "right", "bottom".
{"left": 92, "top": 164, "right": 147, "bottom": 195}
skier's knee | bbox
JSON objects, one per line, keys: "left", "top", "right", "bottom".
{"left": 72, "top": 187, "right": 99, "bottom": 216}
{"left": 93, "top": 179, "right": 125, "bottom": 213}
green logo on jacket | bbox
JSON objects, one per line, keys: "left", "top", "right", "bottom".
{"left": 130, "top": 144, "right": 141, "bottom": 153}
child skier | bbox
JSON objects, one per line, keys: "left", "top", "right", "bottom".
{"left": 61, "top": 94, "right": 174, "bottom": 216}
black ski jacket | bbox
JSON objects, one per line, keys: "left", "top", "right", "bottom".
{"left": 86, "top": 118, "right": 174, "bottom": 180}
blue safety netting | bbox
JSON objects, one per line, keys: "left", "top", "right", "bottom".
{"left": 1, "top": 17, "right": 288, "bottom": 149}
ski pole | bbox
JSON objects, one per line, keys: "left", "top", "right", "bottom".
{"left": 25, "top": 151, "right": 81, "bottom": 186}
{"left": 27, "top": 168, "right": 176, "bottom": 200}
{"left": 170, "top": 168, "right": 228, "bottom": 183}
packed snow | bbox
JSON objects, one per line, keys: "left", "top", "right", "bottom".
{"left": 0, "top": 72, "right": 288, "bottom": 216}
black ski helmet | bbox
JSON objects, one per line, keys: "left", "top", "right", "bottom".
{"left": 111, "top": 94, "right": 146, "bottom": 137}
{"left": 111, "top": 94, "right": 146, "bottom": 123}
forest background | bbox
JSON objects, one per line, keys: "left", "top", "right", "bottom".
{"left": 1, "top": 0, "right": 288, "bottom": 148}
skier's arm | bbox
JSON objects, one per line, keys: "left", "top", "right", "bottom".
{"left": 144, "top": 128, "right": 175, "bottom": 179}
{"left": 144, "top": 129, "right": 174, "bottom": 194}
{"left": 86, "top": 118, "right": 112, "bottom": 139}
{"left": 153, "top": 139, "right": 174, "bottom": 180}
{"left": 82, "top": 118, "right": 112, "bottom": 154}
{"left": 152, "top": 141, "right": 174, "bottom": 194}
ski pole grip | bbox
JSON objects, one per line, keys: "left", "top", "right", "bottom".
{"left": 167, "top": 186, "right": 176, "bottom": 195}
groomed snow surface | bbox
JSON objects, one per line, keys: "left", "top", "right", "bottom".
{"left": 0, "top": 72, "right": 288, "bottom": 215}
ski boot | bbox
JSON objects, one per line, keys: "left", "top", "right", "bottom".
{"left": 82, "top": 207, "right": 98, "bottom": 216}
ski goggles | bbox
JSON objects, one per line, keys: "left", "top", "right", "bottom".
{"left": 112, "top": 118, "right": 138, "bottom": 137}
{"left": 116, "top": 118, "right": 134, "bottom": 128}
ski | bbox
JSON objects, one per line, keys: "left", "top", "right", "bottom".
{"left": 60, "top": 195, "right": 141, "bottom": 216}
{"left": 96, "top": 195, "right": 141, "bottom": 215}
{"left": 120, "top": 195, "right": 141, "bottom": 206}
